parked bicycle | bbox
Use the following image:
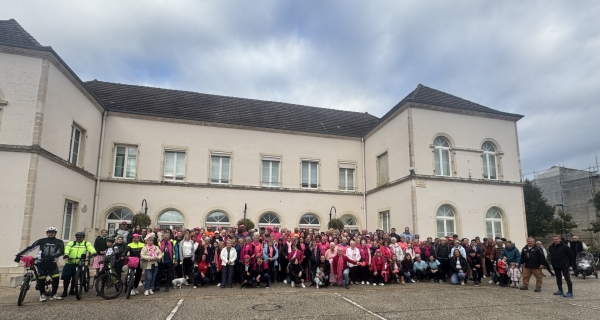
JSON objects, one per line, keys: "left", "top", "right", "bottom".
{"left": 17, "top": 257, "right": 52, "bottom": 306}
{"left": 94, "top": 259, "right": 123, "bottom": 299}
{"left": 124, "top": 257, "right": 139, "bottom": 299}
{"left": 74, "top": 254, "right": 92, "bottom": 300}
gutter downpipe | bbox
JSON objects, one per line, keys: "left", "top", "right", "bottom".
{"left": 362, "top": 137, "right": 367, "bottom": 230}
{"left": 92, "top": 110, "right": 107, "bottom": 230}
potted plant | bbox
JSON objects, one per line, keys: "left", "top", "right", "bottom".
{"left": 328, "top": 218, "right": 345, "bottom": 231}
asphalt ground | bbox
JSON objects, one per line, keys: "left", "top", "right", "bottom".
{"left": 2, "top": 271, "right": 599, "bottom": 320}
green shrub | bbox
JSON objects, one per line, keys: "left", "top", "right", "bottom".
{"left": 328, "top": 218, "right": 344, "bottom": 231}
{"left": 236, "top": 218, "right": 255, "bottom": 230}
{"left": 131, "top": 212, "right": 151, "bottom": 228}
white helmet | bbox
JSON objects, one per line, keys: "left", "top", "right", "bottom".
{"left": 46, "top": 227, "right": 58, "bottom": 232}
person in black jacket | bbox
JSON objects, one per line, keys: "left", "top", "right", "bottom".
{"left": 449, "top": 249, "right": 467, "bottom": 285}
{"left": 520, "top": 237, "right": 547, "bottom": 292}
{"left": 467, "top": 249, "right": 483, "bottom": 286}
{"left": 548, "top": 235, "right": 575, "bottom": 298}
{"left": 240, "top": 255, "right": 254, "bottom": 288}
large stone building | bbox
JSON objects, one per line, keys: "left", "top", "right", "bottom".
{"left": 0, "top": 19, "right": 527, "bottom": 280}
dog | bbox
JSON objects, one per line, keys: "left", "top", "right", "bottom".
{"left": 172, "top": 278, "right": 186, "bottom": 289}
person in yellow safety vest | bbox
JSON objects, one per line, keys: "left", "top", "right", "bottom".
{"left": 61, "top": 231, "right": 96, "bottom": 297}
{"left": 126, "top": 234, "right": 145, "bottom": 295}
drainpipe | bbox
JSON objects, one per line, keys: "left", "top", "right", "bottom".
{"left": 362, "top": 137, "right": 367, "bottom": 230}
{"left": 92, "top": 110, "right": 107, "bottom": 230}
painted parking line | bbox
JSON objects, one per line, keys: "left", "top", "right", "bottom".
{"left": 166, "top": 299, "right": 184, "bottom": 320}
{"left": 334, "top": 293, "right": 388, "bottom": 320}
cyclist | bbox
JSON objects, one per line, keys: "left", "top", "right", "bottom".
{"left": 126, "top": 234, "right": 144, "bottom": 295}
{"left": 14, "top": 227, "right": 64, "bottom": 302}
{"left": 61, "top": 231, "right": 96, "bottom": 297}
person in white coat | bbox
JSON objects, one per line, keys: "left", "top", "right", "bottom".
{"left": 220, "top": 240, "right": 237, "bottom": 288}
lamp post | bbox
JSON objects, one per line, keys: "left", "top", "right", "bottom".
{"left": 244, "top": 203, "right": 247, "bottom": 219}
{"left": 141, "top": 199, "right": 148, "bottom": 215}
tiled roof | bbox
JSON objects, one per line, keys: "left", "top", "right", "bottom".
{"left": 376, "top": 84, "right": 523, "bottom": 127}
{"left": 85, "top": 80, "right": 380, "bottom": 138}
{"left": 0, "top": 19, "right": 44, "bottom": 49}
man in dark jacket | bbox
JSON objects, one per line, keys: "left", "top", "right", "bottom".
{"left": 569, "top": 236, "right": 587, "bottom": 277}
{"left": 548, "top": 235, "right": 575, "bottom": 298}
{"left": 520, "top": 237, "right": 547, "bottom": 292}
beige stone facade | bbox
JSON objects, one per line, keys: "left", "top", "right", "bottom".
{"left": 0, "top": 22, "right": 527, "bottom": 284}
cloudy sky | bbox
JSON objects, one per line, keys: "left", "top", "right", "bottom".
{"left": 3, "top": 1, "right": 599, "bottom": 176}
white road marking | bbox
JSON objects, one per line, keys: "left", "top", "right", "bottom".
{"left": 165, "top": 299, "right": 184, "bottom": 320}
{"left": 334, "top": 293, "right": 388, "bottom": 320}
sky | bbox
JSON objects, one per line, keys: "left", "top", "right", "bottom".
{"left": 3, "top": 0, "right": 599, "bottom": 177}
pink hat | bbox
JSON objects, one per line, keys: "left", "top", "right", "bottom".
{"left": 133, "top": 233, "right": 140, "bottom": 238}
{"left": 194, "top": 227, "right": 200, "bottom": 230}
{"left": 240, "top": 224, "right": 245, "bottom": 228}
{"left": 244, "top": 255, "right": 251, "bottom": 259}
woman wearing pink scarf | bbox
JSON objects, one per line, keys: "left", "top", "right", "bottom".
{"left": 140, "top": 236, "right": 163, "bottom": 296}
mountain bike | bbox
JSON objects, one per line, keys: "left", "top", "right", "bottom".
{"left": 124, "top": 258, "right": 137, "bottom": 299}
{"left": 74, "top": 254, "right": 92, "bottom": 300}
{"left": 94, "top": 259, "right": 123, "bottom": 299}
{"left": 17, "top": 258, "right": 52, "bottom": 306}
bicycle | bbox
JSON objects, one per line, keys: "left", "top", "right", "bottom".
{"left": 74, "top": 254, "right": 92, "bottom": 300}
{"left": 124, "top": 256, "right": 139, "bottom": 299}
{"left": 17, "top": 257, "right": 52, "bottom": 306}
{"left": 94, "top": 259, "right": 124, "bottom": 299}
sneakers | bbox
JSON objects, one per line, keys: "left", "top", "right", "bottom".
{"left": 488, "top": 280, "right": 494, "bottom": 284}
{"left": 301, "top": 283, "right": 306, "bottom": 288}
{"left": 49, "top": 294, "right": 62, "bottom": 300}
{"left": 39, "top": 294, "right": 47, "bottom": 302}
{"left": 373, "top": 283, "right": 377, "bottom": 286}
{"left": 474, "top": 282, "right": 480, "bottom": 287}
{"left": 439, "top": 280, "right": 443, "bottom": 283}
{"left": 130, "top": 289, "right": 137, "bottom": 296}
{"left": 361, "top": 281, "right": 365, "bottom": 285}
{"left": 563, "top": 292, "right": 573, "bottom": 298}
{"left": 144, "top": 290, "right": 149, "bottom": 296}
{"left": 266, "top": 286, "right": 270, "bottom": 289}
{"left": 379, "top": 283, "right": 384, "bottom": 286}
{"left": 553, "top": 290, "right": 564, "bottom": 295}
{"left": 460, "top": 281, "right": 465, "bottom": 286}
{"left": 283, "top": 279, "right": 287, "bottom": 284}
{"left": 411, "top": 279, "right": 416, "bottom": 283}
{"left": 534, "top": 288, "right": 541, "bottom": 293}
{"left": 482, "top": 275, "right": 486, "bottom": 278}
{"left": 291, "top": 282, "right": 295, "bottom": 288}
{"left": 366, "top": 281, "right": 370, "bottom": 285}
{"left": 149, "top": 289, "right": 154, "bottom": 295}
{"left": 193, "top": 286, "right": 197, "bottom": 289}
{"left": 217, "top": 283, "right": 221, "bottom": 287}
{"left": 519, "top": 286, "right": 528, "bottom": 290}
{"left": 316, "top": 285, "right": 319, "bottom": 289}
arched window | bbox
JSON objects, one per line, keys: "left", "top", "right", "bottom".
{"left": 158, "top": 210, "right": 184, "bottom": 230}
{"left": 486, "top": 208, "right": 503, "bottom": 239}
{"left": 299, "top": 213, "right": 320, "bottom": 230}
{"left": 433, "top": 137, "right": 451, "bottom": 176}
{"left": 340, "top": 214, "right": 359, "bottom": 232}
{"left": 205, "top": 211, "right": 230, "bottom": 228}
{"left": 106, "top": 208, "right": 134, "bottom": 235}
{"left": 436, "top": 205, "right": 455, "bottom": 238}
{"left": 258, "top": 212, "right": 281, "bottom": 228}
{"left": 482, "top": 142, "right": 497, "bottom": 180}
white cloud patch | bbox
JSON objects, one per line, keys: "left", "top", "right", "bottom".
{"left": 2, "top": 0, "right": 599, "bottom": 173}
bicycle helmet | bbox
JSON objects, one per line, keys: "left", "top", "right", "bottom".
{"left": 46, "top": 227, "right": 58, "bottom": 232}
{"left": 75, "top": 231, "right": 85, "bottom": 237}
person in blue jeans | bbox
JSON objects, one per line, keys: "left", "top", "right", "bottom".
{"left": 140, "top": 236, "right": 163, "bottom": 296}
{"left": 450, "top": 249, "right": 467, "bottom": 285}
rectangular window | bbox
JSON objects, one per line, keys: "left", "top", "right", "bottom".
{"left": 339, "top": 162, "right": 355, "bottom": 191}
{"left": 62, "top": 200, "right": 77, "bottom": 240}
{"left": 301, "top": 160, "right": 318, "bottom": 189}
{"left": 113, "top": 145, "right": 137, "bottom": 178}
{"left": 262, "top": 156, "right": 280, "bottom": 187}
{"left": 164, "top": 150, "right": 186, "bottom": 181}
{"left": 379, "top": 211, "right": 390, "bottom": 233}
{"left": 377, "top": 152, "right": 389, "bottom": 186}
{"left": 211, "top": 154, "right": 231, "bottom": 184}
{"left": 68, "top": 125, "right": 83, "bottom": 166}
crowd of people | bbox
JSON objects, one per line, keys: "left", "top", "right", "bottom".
{"left": 15, "top": 223, "right": 588, "bottom": 302}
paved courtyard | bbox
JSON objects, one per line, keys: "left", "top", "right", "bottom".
{"left": 3, "top": 273, "right": 599, "bottom": 320}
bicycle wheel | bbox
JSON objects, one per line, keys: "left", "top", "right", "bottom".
{"left": 83, "top": 266, "right": 90, "bottom": 292}
{"left": 74, "top": 268, "right": 81, "bottom": 300}
{"left": 125, "top": 269, "right": 135, "bottom": 299}
{"left": 18, "top": 273, "right": 31, "bottom": 306}
{"left": 95, "top": 272, "right": 123, "bottom": 299}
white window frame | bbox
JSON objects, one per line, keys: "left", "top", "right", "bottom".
{"left": 258, "top": 212, "right": 281, "bottom": 228}
{"left": 436, "top": 205, "right": 456, "bottom": 238}
{"left": 106, "top": 208, "right": 134, "bottom": 236}
{"left": 299, "top": 213, "right": 321, "bottom": 230}
{"left": 68, "top": 125, "right": 83, "bottom": 166}
{"left": 339, "top": 162, "right": 356, "bottom": 191}
{"left": 113, "top": 145, "right": 138, "bottom": 179}
{"left": 377, "top": 152, "right": 389, "bottom": 186}
{"left": 379, "top": 211, "right": 390, "bottom": 233}
{"left": 482, "top": 142, "right": 497, "bottom": 180}
{"left": 486, "top": 208, "right": 503, "bottom": 239}
{"left": 301, "top": 160, "right": 319, "bottom": 189}
{"left": 261, "top": 155, "right": 281, "bottom": 187}
{"left": 433, "top": 137, "right": 451, "bottom": 177}
{"left": 158, "top": 210, "right": 185, "bottom": 230}
{"left": 341, "top": 214, "right": 359, "bottom": 231}
{"left": 62, "top": 200, "right": 77, "bottom": 240}
{"left": 205, "top": 211, "right": 231, "bottom": 228}
{"left": 163, "top": 150, "right": 186, "bottom": 181}
{"left": 210, "top": 152, "right": 231, "bottom": 184}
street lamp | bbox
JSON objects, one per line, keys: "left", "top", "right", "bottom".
{"left": 329, "top": 206, "right": 336, "bottom": 222}
{"left": 141, "top": 199, "right": 148, "bottom": 215}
